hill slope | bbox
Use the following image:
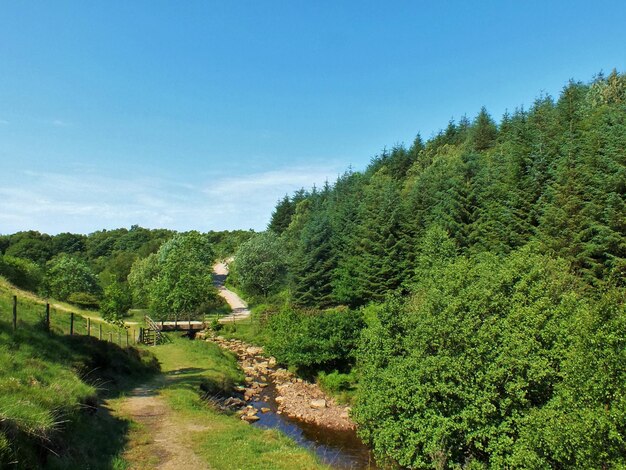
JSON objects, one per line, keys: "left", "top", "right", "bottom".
{"left": 0, "top": 276, "right": 158, "bottom": 468}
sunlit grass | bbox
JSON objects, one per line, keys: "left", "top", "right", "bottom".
{"left": 144, "top": 335, "right": 328, "bottom": 469}
{"left": 0, "top": 276, "right": 158, "bottom": 467}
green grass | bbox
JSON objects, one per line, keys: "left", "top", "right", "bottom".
{"left": 0, "top": 277, "right": 137, "bottom": 345}
{"left": 218, "top": 316, "right": 270, "bottom": 346}
{"left": 0, "top": 277, "right": 159, "bottom": 468}
{"left": 143, "top": 334, "right": 328, "bottom": 470}
{"left": 123, "top": 308, "right": 148, "bottom": 325}
{"left": 316, "top": 370, "right": 359, "bottom": 406}
{"left": 156, "top": 334, "right": 244, "bottom": 396}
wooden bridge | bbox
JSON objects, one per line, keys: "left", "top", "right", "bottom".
{"left": 139, "top": 315, "right": 207, "bottom": 345}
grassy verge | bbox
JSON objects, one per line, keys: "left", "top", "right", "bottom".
{"left": 0, "top": 277, "right": 159, "bottom": 468}
{"left": 133, "top": 334, "right": 327, "bottom": 469}
{"left": 218, "top": 316, "right": 270, "bottom": 345}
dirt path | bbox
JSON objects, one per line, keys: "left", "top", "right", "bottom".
{"left": 213, "top": 260, "right": 251, "bottom": 323}
{"left": 115, "top": 381, "right": 210, "bottom": 470}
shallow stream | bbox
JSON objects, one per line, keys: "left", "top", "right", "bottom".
{"left": 247, "top": 371, "right": 377, "bottom": 469}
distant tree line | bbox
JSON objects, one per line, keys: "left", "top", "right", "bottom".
{"left": 0, "top": 225, "right": 254, "bottom": 321}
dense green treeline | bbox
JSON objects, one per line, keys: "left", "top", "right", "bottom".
{"left": 0, "top": 226, "right": 253, "bottom": 318}
{"left": 269, "top": 72, "right": 625, "bottom": 308}
{"left": 232, "top": 71, "right": 626, "bottom": 468}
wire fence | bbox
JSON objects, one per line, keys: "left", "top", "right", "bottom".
{"left": 4, "top": 294, "right": 139, "bottom": 347}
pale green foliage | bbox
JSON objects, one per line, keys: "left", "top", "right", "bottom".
{"left": 127, "top": 253, "right": 159, "bottom": 307}
{"left": 100, "top": 282, "right": 132, "bottom": 323}
{"left": 128, "top": 232, "right": 218, "bottom": 320}
{"left": 232, "top": 232, "right": 287, "bottom": 297}
{"left": 412, "top": 224, "right": 457, "bottom": 281}
{"left": 354, "top": 248, "right": 626, "bottom": 468}
{"left": 42, "top": 254, "right": 100, "bottom": 301}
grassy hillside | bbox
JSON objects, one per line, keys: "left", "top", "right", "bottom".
{"left": 0, "top": 276, "right": 159, "bottom": 468}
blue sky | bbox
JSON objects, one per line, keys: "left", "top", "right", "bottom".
{"left": 1, "top": 1, "right": 625, "bottom": 234}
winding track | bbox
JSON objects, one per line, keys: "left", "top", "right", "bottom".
{"left": 213, "top": 260, "right": 251, "bottom": 323}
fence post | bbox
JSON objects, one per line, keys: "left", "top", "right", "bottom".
{"left": 70, "top": 312, "right": 74, "bottom": 336}
{"left": 45, "top": 303, "right": 50, "bottom": 332}
{"left": 132, "top": 328, "right": 136, "bottom": 344}
{"left": 12, "top": 295, "right": 17, "bottom": 331}
{"left": 109, "top": 332, "right": 112, "bottom": 343}
{"left": 99, "top": 324, "right": 103, "bottom": 341}
{"left": 126, "top": 329, "right": 129, "bottom": 347}
{"left": 87, "top": 318, "right": 91, "bottom": 337}
{"left": 139, "top": 327, "right": 143, "bottom": 344}
{"left": 118, "top": 331, "right": 121, "bottom": 346}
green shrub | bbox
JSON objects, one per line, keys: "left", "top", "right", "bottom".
{"left": 318, "top": 369, "right": 358, "bottom": 405}
{"left": 317, "top": 370, "right": 356, "bottom": 393}
{"left": 354, "top": 249, "right": 626, "bottom": 469}
{"left": 0, "top": 255, "right": 43, "bottom": 292}
{"left": 266, "top": 306, "right": 364, "bottom": 374}
{"left": 209, "top": 318, "right": 223, "bottom": 332}
{"left": 67, "top": 292, "right": 100, "bottom": 310}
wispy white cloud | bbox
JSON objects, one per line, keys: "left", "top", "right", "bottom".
{"left": 51, "top": 119, "right": 71, "bottom": 127}
{"left": 203, "top": 167, "right": 340, "bottom": 196}
{"left": 0, "top": 164, "right": 344, "bottom": 235}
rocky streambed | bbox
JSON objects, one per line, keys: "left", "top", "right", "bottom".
{"left": 198, "top": 333, "right": 376, "bottom": 469}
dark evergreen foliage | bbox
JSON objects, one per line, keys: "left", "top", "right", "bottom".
{"left": 276, "top": 72, "right": 626, "bottom": 308}
{"left": 269, "top": 72, "right": 626, "bottom": 468}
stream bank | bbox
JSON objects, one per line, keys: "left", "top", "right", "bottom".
{"left": 197, "top": 332, "right": 377, "bottom": 469}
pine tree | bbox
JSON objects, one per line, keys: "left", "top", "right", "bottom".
{"left": 470, "top": 106, "right": 498, "bottom": 151}
{"left": 268, "top": 195, "right": 294, "bottom": 235}
{"left": 334, "top": 170, "right": 407, "bottom": 306}
{"left": 290, "top": 204, "right": 336, "bottom": 308}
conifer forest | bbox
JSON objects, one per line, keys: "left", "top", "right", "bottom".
{"left": 254, "top": 71, "right": 626, "bottom": 468}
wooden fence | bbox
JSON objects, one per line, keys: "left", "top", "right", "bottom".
{"left": 6, "top": 294, "right": 138, "bottom": 348}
